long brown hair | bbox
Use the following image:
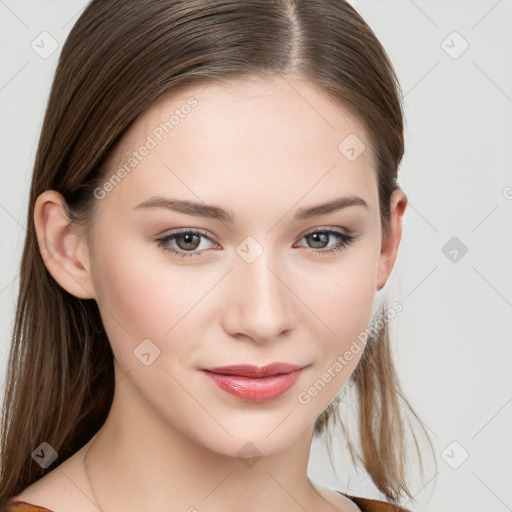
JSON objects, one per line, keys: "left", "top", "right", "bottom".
{"left": 0, "top": 0, "right": 436, "bottom": 506}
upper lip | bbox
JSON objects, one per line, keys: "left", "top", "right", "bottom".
{"left": 202, "top": 362, "right": 307, "bottom": 378}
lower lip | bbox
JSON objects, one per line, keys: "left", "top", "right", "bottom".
{"left": 202, "top": 368, "right": 306, "bottom": 403}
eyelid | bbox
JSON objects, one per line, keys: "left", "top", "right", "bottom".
{"left": 301, "top": 226, "right": 353, "bottom": 237}
{"left": 158, "top": 227, "right": 217, "bottom": 241}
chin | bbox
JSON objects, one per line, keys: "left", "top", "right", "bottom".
{"left": 191, "top": 416, "right": 311, "bottom": 461}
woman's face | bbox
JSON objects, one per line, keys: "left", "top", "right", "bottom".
{"left": 70, "top": 76, "right": 401, "bottom": 457}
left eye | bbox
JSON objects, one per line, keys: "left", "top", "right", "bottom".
{"left": 155, "top": 228, "right": 356, "bottom": 258}
{"left": 295, "top": 229, "right": 356, "bottom": 255}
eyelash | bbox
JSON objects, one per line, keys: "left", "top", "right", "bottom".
{"left": 154, "top": 228, "right": 356, "bottom": 259}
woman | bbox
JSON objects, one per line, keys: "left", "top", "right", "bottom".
{"left": 0, "top": 1, "right": 435, "bottom": 511}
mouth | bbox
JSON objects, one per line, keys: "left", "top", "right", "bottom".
{"left": 203, "top": 362, "right": 306, "bottom": 377}
{"left": 201, "top": 362, "right": 309, "bottom": 403}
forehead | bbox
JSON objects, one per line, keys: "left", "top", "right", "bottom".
{"left": 97, "top": 76, "right": 377, "bottom": 216}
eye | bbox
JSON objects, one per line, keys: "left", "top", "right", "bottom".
{"left": 155, "top": 229, "right": 218, "bottom": 258}
{"left": 154, "top": 227, "right": 356, "bottom": 258}
{"left": 294, "top": 228, "right": 356, "bottom": 256}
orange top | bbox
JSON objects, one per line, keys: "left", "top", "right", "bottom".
{"left": 3, "top": 492, "right": 411, "bottom": 511}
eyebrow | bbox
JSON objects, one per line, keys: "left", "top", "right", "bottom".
{"left": 133, "top": 194, "right": 369, "bottom": 223}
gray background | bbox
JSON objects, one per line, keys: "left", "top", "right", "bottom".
{"left": 1, "top": 1, "right": 511, "bottom": 511}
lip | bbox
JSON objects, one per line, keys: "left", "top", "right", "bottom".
{"left": 203, "top": 362, "right": 305, "bottom": 377}
{"left": 201, "top": 363, "right": 309, "bottom": 403}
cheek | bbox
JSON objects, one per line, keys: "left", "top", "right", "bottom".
{"left": 314, "top": 269, "right": 375, "bottom": 361}
{"left": 335, "top": 263, "right": 376, "bottom": 331}
{"left": 291, "top": 256, "right": 378, "bottom": 415}
{"left": 90, "top": 232, "right": 232, "bottom": 380}
{"left": 89, "top": 234, "right": 197, "bottom": 366}
{"left": 299, "top": 244, "right": 379, "bottom": 378}
{"left": 305, "top": 244, "right": 379, "bottom": 334}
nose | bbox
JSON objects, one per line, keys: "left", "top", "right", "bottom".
{"left": 221, "top": 248, "right": 296, "bottom": 344}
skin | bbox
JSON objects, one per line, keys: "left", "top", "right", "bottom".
{"left": 19, "top": 75, "right": 406, "bottom": 512}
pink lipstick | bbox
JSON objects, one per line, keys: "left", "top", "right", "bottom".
{"left": 201, "top": 363, "right": 308, "bottom": 403}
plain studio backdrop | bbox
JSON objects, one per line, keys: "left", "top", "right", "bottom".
{"left": 1, "top": 1, "right": 511, "bottom": 511}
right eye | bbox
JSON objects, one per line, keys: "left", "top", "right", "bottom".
{"left": 155, "top": 229, "right": 219, "bottom": 258}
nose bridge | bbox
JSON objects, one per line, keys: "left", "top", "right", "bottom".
{"left": 222, "top": 238, "right": 295, "bottom": 342}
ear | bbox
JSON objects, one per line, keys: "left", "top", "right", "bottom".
{"left": 34, "top": 190, "right": 96, "bottom": 299}
{"left": 376, "top": 188, "right": 407, "bottom": 290}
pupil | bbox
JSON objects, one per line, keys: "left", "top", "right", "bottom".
{"left": 310, "top": 232, "right": 327, "bottom": 248}
{"left": 180, "top": 233, "right": 199, "bottom": 249}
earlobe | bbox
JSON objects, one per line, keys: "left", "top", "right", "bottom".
{"left": 376, "top": 188, "right": 407, "bottom": 290}
{"left": 34, "top": 190, "right": 96, "bottom": 299}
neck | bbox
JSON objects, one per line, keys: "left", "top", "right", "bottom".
{"left": 81, "top": 367, "right": 332, "bottom": 512}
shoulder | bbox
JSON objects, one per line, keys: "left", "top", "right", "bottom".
{"left": 1, "top": 501, "right": 55, "bottom": 512}
{"left": 3, "top": 444, "right": 96, "bottom": 512}
{"left": 313, "top": 484, "right": 411, "bottom": 512}
{"left": 341, "top": 492, "right": 412, "bottom": 512}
